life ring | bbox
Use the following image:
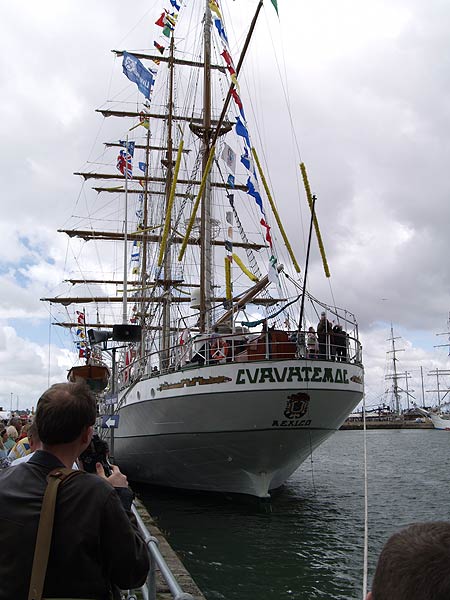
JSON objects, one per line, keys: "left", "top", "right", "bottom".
{"left": 210, "top": 338, "right": 229, "bottom": 360}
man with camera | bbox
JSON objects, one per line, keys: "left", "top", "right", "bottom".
{"left": 0, "top": 381, "right": 150, "bottom": 599}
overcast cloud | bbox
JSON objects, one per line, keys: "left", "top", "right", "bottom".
{"left": 1, "top": 0, "right": 449, "bottom": 411}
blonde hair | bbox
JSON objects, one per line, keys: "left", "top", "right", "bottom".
{"left": 6, "top": 425, "right": 18, "bottom": 440}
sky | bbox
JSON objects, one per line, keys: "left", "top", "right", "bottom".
{"left": 1, "top": 0, "right": 449, "bottom": 411}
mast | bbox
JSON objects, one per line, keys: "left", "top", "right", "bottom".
{"left": 385, "top": 325, "right": 405, "bottom": 415}
{"left": 161, "top": 37, "right": 176, "bottom": 368}
{"left": 122, "top": 135, "right": 129, "bottom": 325}
{"left": 199, "top": 0, "right": 213, "bottom": 333}
{"left": 139, "top": 126, "right": 151, "bottom": 354}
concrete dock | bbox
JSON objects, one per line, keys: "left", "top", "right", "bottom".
{"left": 135, "top": 498, "right": 206, "bottom": 600}
{"left": 340, "top": 420, "right": 433, "bottom": 430}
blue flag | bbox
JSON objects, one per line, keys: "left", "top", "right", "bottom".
{"left": 139, "top": 162, "right": 147, "bottom": 172}
{"left": 227, "top": 174, "right": 235, "bottom": 188}
{"left": 119, "top": 140, "right": 135, "bottom": 157}
{"left": 122, "top": 52, "right": 155, "bottom": 99}
{"left": 240, "top": 147, "right": 253, "bottom": 171}
{"left": 236, "top": 116, "right": 250, "bottom": 147}
{"left": 246, "top": 177, "right": 264, "bottom": 213}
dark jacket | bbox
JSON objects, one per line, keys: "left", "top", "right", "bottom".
{"left": 0, "top": 450, "right": 149, "bottom": 599}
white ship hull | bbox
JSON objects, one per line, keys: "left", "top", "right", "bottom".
{"left": 429, "top": 413, "right": 450, "bottom": 430}
{"left": 113, "top": 359, "right": 364, "bottom": 497}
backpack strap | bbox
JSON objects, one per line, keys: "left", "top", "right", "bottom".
{"left": 28, "top": 467, "right": 85, "bottom": 600}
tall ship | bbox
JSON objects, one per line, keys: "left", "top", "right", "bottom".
{"left": 43, "top": 0, "right": 364, "bottom": 497}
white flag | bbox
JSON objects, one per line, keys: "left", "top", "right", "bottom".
{"left": 221, "top": 143, "right": 236, "bottom": 173}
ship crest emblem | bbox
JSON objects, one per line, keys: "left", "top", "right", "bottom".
{"left": 284, "top": 393, "right": 310, "bottom": 419}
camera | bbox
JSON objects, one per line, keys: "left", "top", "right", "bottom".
{"left": 79, "top": 433, "right": 113, "bottom": 477}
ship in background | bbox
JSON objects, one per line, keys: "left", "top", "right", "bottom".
{"left": 43, "top": 0, "right": 364, "bottom": 497}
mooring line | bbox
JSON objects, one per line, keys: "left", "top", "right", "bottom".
{"left": 362, "top": 394, "right": 369, "bottom": 599}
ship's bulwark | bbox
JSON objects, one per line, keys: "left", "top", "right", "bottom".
{"left": 112, "top": 360, "right": 364, "bottom": 497}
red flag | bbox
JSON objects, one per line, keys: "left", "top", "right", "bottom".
{"left": 155, "top": 13, "right": 166, "bottom": 27}
{"left": 260, "top": 218, "right": 273, "bottom": 248}
{"left": 154, "top": 41, "right": 165, "bottom": 54}
{"left": 231, "top": 88, "right": 243, "bottom": 111}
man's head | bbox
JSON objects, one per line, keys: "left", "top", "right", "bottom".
{"left": 35, "top": 382, "right": 97, "bottom": 447}
{"left": 27, "top": 421, "right": 41, "bottom": 452}
{"left": 368, "top": 522, "right": 450, "bottom": 600}
{"left": 8, "top": 417, "right": 22, "bottom": 434}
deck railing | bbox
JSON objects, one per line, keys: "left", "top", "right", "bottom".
{"left": 116, "top": 329, "right": 363, "bottom": 389}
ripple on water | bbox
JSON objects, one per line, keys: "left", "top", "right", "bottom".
{"left": 135, "top": 430, "right": 450, "bottom": 600}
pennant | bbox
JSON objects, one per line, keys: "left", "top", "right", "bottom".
{"left": 246, "top": 177, "right": 264, "bottom": 213}
{"left": 139, "top": 112, "right": 150, "bottom": 129}
{"left": 231, "top": 89, "right": 245, "bottom": 119}
{"left": 221, "top": 49, "right": 235, "bottom": 73}
{"left": 221, "top": 143, "right": 236, "bottom": 173}
{"left": 154, "top": 41, "right": 165, "bottom": 55}
{"left": 227, "top": 174, "right": 235, "bottom": 188}
{"left": 260, "top": 218, "right": 273, "bottom": 247}
{"left": 214, "top": 18, "right": 228, "bottom": 44}
{"left": 139, "top": 162, "right": 147, "bottom": 173}
{"left": 209, "top": 1, "right": 222, "bottom": 20}
{"left": 155, "top": 13, "right": 166, "bottom": 27}
{"left": 122, "top": 52, "right": 156, "bottom": 99}
{"left": 235, "top": 116, "right": 250, "bottom": 147}
{"left": 226, "top": 211, "right": 233, "bottom": 225}
{"left": 268, "top": 254, "right": 279, "bottom": 286}
{"left": 166, "top": 12, "right": 177, "bottom": 27}
{"left": 271, "top": 0, "right": 279, "bottom": 15}
{"left": 170, "top": 0, "right": 181, "bottom": 10}
{"left": 240, "top": 147, "right": 253, "bottom": 172}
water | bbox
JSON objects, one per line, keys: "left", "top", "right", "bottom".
{"left": 134, "top": 430, "right": 450, "bottom": 599}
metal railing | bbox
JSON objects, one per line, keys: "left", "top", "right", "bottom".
{"left": 117, "top": 329, "right": 363, "bottom": 388}
{"left": 128, "top": 503, "right": 195, "bottom": 600}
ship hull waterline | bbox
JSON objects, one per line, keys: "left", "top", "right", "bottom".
{"left": 112, "top": 359, "right": 364, "bottom": 498}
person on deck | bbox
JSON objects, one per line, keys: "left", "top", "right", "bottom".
{"left": 333, "top": 324, "right": 347, "bottom": 362}
{"left": 306, "top": 327, "right": 319, "bottom": 359}
{"left": 0, "top": 381, "right": 150, "bottom": 599}
{"left": 317, "top": 312, "right": 332, "bottom": 359}
{"left": 367, "top": 521, "right": 450, "bottom": 600}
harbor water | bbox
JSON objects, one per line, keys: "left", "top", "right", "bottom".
{"left": 136, "top": 430, "right": 450, "bottom": 599}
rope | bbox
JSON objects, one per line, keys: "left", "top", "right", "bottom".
{"left": 308, "top": 429, "right": 316, "bottom": 495}
{"left": 362, "top": 394, "right": 369, "bottom": 599}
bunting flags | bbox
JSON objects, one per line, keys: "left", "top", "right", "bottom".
{"left": 155, "top": 10, "right": 177, "bottom": 37}
{"left": 122, "top": 52, "right": 156, "bottom": 99}
{"left": 260, "top": 218, "right": 273, "bottom": 247}
{"left": 75, "top": 311, "right": 87, "bottom": 358}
